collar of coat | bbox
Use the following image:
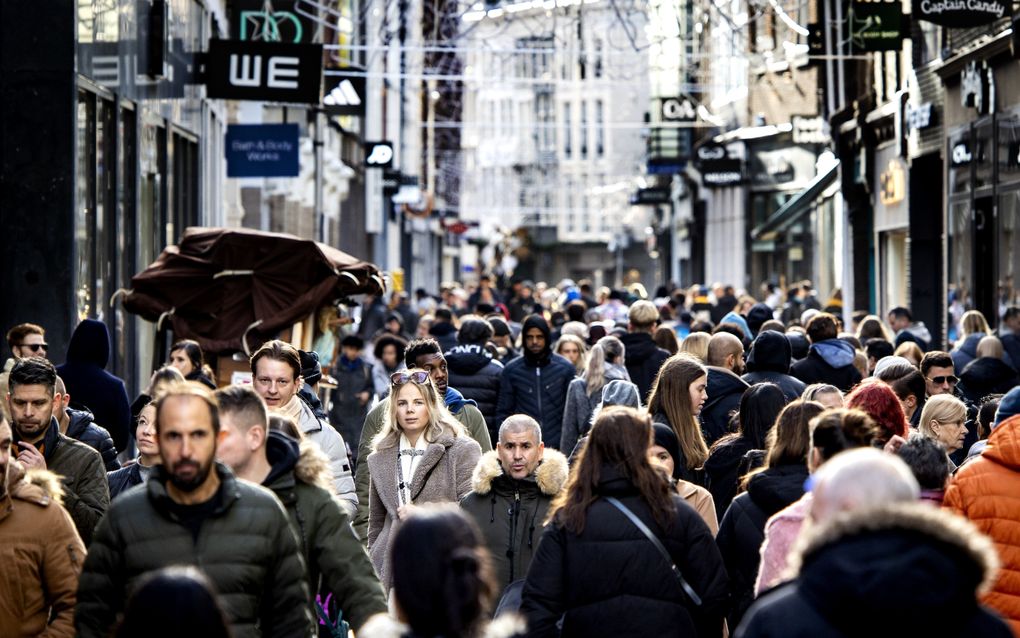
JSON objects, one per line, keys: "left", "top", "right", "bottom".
{"left": 469, "top": 448, "right": 569, "bottom": 497}
{"left": 147, "top": 462, "right": 241, "bottom": 519}
{"left": 370, "top": 429, "right": 461, "bottom": 506}
{"left": 0, "top": 461, "right": 64, "bottom": 523}
{"left": 264, "top": 434, "right": 335, "bottom": 499}
{"left": 785, "top": 502, "right": 999, "bottom": 596}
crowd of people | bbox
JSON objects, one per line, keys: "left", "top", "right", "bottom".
{"left": 2, "top": 275, "right": 1020, "bottom": 637}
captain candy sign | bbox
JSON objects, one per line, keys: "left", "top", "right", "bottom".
{"left": 914, "top": 0, "right": 1009, "bottom": 27}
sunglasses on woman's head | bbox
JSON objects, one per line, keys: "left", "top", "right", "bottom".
{"left": 391, "top": 370, "right": 430, "bottom": 386}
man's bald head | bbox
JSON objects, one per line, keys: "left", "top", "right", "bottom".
{"left": 810, "top": 447, "right": 919, "bottom": 522}
{"left": 708, "top": 332, "right": 745, "bottom": 373}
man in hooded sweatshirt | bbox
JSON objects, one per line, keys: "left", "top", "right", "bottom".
{"left": 495, "top": 315, "right": 577, "bottom": 450}
{"left": 460, "top": 414, "right": 569, "bottom": 599}
{"left": 445, "top": 318, "right": 504, "bottom": 442}
{"left": 620, "top": 301, "right": 671, "bottom": 400}
{"left": 216, "top": 385, "right": 387, "bottom": 635}
{"left": 56, "top": 319, "right": 131, "bottom": 452}
{"left": 790, "top": 313, "right": 862, "bottom": 393}
{"left": 742, "top": 330, "right": 807, "bottom": 402}
{"left": 888, "top": 306, "right": 932, "bottom": 352}
{"left": 352, "top": 338, "right": 492, "bottom": 540}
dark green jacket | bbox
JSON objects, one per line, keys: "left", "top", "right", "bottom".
{"left": 75, "top": 463, "right": 315, "bottom": 638}
{"left": 264, "top": 432, "right": 387, "bottom": 632}
{"left": 459, "top": 449, "right": 569, "bottom": 591}
{"left": 16, "top": 417, "right": 108, "bottom": 546}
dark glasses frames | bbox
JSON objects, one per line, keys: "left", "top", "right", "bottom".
{"left": 19, "top": 343, "right": 48, "bottom": 352}
{"left": 929, "top": 375, "right": 959, "bottom": 385}
{"left": 391, "top": 370, "right": 430, "bottom": 386}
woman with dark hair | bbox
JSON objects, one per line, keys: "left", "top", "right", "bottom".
{"left": 107, "top": 402, "right": 160, "bottom": 499}
{"left": 754, "top": 408, "right": 880, "bottom": 594}
{"left": 129, "top": 365, "right": 186, "bottom": 420}
{"left": 703, "top": 383, "right": 787, "bottom": 519}
{"left": 646, "top": 354, "right": 711, "bottom": 485}
{"left": 649, "top": 423, "right": 719, "bottom": 534}
{"left": 168, "top": 339, "right": 216, "bottom": 389}
{"left": 654, "top": 325, "right": 680, "bottom": 355}
{"left": 715, "top": 399, "right": 824, "bottom": 629}
{"left": 116, "top": 566, "right": 232, "bottom": 638}
{"left": 371, "top": 334, "right": 409, "bottom": 400}
{"left": 360, "top": 504, "right": 523, "bottom": 638}
{"left": 367, "top": 370, "right": 482, "bottom": 588}
{"left": 522, "top": 406, "right": 728, "bottom": 638}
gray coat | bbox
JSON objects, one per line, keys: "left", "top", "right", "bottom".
{"left": 367, "top": 430, "right": 481, "bottom": 587}
{"left": 559, "top": 365, "right": 631, "bottom": 454}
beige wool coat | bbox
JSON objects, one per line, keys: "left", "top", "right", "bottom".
{"left": 367, "top": 429, "right": 482, "bottom": 586}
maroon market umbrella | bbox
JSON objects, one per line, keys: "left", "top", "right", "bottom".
{"left": 121, "top": 227, "right": 385, "bottom": 354}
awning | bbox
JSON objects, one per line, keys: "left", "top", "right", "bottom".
{"left": 750, "top": 161, "right": 839, "bottom": 239}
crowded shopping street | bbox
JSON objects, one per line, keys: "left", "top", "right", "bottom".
{"left": 3, "top": 0, "right": 1020, "bottom": 636}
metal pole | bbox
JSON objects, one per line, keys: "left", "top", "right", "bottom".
{"left": 313, "top": 110, "right": 325, "bottom": 242}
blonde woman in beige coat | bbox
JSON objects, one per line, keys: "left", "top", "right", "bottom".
{"left": 367, "top": 369, "right": 482, "bottom": 587}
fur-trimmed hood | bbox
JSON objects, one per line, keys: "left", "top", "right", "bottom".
{"left": 784, "top": 503, "right": 1000, "bottom": 627}
{"left": 7, "top": 461, "right": 65, "bottom": 507}
{"left": 470, "top": 448, "right": 569, "bottom": 496}
{"left": 264, "top": 431, "right": 335, "bottom": 493}
{"left": 358, "top": 612, "right": 525, "bottom": 638}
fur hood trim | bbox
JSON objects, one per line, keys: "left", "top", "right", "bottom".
{"left": 358, "top": 612, "right": 526, "bottom": 638}
{"left": 9, "top": 461, "right": 65, "bottom": 507}
{"left": 295, "top": 439, "right": 335, "bottom": 493}
{"left": 470, "top": 448, "right": 569, "bottom": 496}
{"left": 787, "top": 503, "right": 1000, "bottom": 596}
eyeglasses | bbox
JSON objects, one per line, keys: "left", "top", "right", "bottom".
{"left": 391, "top": 370, "right": 430, "bottom": 386}
{"left": 928, "top": 375, "right": 959, "bottom": 385}
{"left": 18, "top": 343, "right": 48, "bottom": 353}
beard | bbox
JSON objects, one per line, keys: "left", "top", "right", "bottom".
{"left": 168, "top": 458, "right": 213, "bottom": 493}
{"left": 0, "top": 462, "right": 7, "bottom": 499}
{"left": 13, "top": 417, "right": 48, "bottom": 441}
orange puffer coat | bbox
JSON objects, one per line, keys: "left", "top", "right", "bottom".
{"left": 945, "top": 414, "right": 1020, "bottom": 636}
{"left": 0, "top": 463, "right": 85, "bottom": 637}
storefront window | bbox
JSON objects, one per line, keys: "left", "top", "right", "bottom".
{"left": 974, "top": 120, "right": 994, "bottom": 190}
{"left": 948, "top": 200, "right": 973, "bottom": 306}
{"left": 998, "top": 109, "right": 1020, "bottom": 186}
{"left": 76, "top": 92, "right": 96, "bottom": 321}
{"left": 948, "top": 127, "right": 971, "bottom": 196}
{"left": 999, "top": 189, "right": 1020, "bottom": 314}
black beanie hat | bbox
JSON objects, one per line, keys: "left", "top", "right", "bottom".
{"left": 652, "top": 423, "right": 682, "bottom": 480}
{"left": 299, "top": 350, "right": 322, "bottom": 386}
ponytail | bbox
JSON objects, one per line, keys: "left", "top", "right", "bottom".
{"left": 585, "top": 336, "right": 625, "bottom": 395}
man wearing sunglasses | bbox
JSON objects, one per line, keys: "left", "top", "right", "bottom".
{"left": 0, "top": 323, "right": 47, "bottom": 422}
{"left": 352, "top": 337, "right": 492, "bottom": 541}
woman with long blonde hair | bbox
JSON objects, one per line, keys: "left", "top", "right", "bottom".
{"left": 554, "top": 334, "right": 589, "bottom": 377}
{"left": 560, "top": 336, "right": 629, "bottom": 454}
{"left": 646, "top": 354, "right": 710, "bottom": 485}
{"left": 367, "top": 369, "right": 482, "bottom": 587}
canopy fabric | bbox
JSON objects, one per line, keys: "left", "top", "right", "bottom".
{"left": 750, "top": 161, "right": 839, "bottom": 239}
{"left": 121, "top": 227, "right": 385, "bottom": 354}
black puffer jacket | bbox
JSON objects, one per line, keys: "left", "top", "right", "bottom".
{"left": 107, "top": 462, "right": 147, "bottom": 500}
{"left": 65, "top": 407, "right": 119, "bottom": 471}
{"left": 959, "top": 356, "right": 1019, "bottom": 405}
{"left": 741, "top": 331, "right": 806, "bottom": 402}
{"left": 495, "top": 316, "right": 577, "bottom": 449}
{"left": 446, "top": 344, "right": 504, "bottom": 441}
{"left": 428, "top": 321, "right": 459, "bottom": 354}
{"left": 521, "top": 465, "right": 728, "bottom": 638}
{"left": 460, "top": 449, "right": 569, "bottom": 593}
{"left": 77, "top": 463, "right": 315, "bottom": 638}
{"left": 702, "top": 367, "right": 749, "bottom": 445}
{"left": 620, "top": 332, "right": 671, "bottom": 401}
{"left": 704, "top": 438, "right": 760, "bottom": 520}
{"left": 735, "top": 504, "right": 1012, "bottom": 638}
{"left": 717, "top": 463, "right": 808, "bottom": 630}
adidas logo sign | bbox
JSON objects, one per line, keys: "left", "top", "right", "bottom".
{"left": 325, "top": 79, "right": 362, "bottom": 106}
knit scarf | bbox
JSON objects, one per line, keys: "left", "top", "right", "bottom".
{"left": 276, "top": 395, "right": 305, "bottom": 425}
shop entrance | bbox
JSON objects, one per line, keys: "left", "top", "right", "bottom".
{"left": 974, "top": 196, "right": 996, "bottom": 323}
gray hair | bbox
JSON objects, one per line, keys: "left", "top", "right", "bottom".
{"left": 498, "top": 414, "right": 542, "bottom": 444}
{"left": 811, "top": 448, "right": 919, "bottom": 522}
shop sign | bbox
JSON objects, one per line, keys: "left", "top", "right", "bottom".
{"left": 695, "top": 142, "right": 745, "bottom": 187}
{"left": 630, "top": 187, "right": 672, "bottom": 205}
{"left": 951, "top": 140, "right": 973, "bottom": 166}
{"left": 364, "top": 141, "right": 394, "bottom": 168}
{"left": 961, "top": 60, "right": 994, "bottom": 116}
{"left": 323, "top": 73, "right": 366, "bottom": 116}
{"left": 906, "top": 102, "right": 934, "bottom": 130}
{"left": 660, "top": 97, "right": 697, "bottom": 122}
{"left": 205, "top": 40, "right": 323, "bottom": 103}
{"left": 225, "top": 124, "right": 300, "bottom": 177}
{"left": 792, "top": 115, "right": 830, "bottom": 144}
{"left": 914, "top": 0, "right": 1010, "bottom": 27}
{"left": 847, "top": 0, "right": 905, "bottom": 52}
{"left": 230, "top": 0, "right": 316, "bottom": 44}
{"left": 879, "top": 158, "right": 906, "bottom": 205}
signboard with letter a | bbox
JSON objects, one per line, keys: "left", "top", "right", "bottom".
{"left": 913, "top": 0, "right": 1009, "bottom": 26}
{"left": 205, "top": 40, "right": 322, "bottom": 103}
{"left": 226, "top": 124, "right": 300, "bottom": 177}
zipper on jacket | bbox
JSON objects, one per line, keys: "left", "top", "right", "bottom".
{"left": 535, "top": 368, "right": 543, "bottom": 418}
{"left": 507, "top": 488, "right": 521, "bottom": 582}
